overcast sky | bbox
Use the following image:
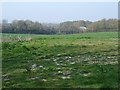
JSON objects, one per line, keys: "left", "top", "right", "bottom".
{"left": 2, "top": 2, "right": 118, "bottom": 23}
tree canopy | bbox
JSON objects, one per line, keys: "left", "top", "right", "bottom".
{"left": 1, "top": 19, "right": 118, "bottom": 34}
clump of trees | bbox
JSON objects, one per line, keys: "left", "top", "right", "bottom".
{"left": 58, "top": 20, "right": 92, "bottom": 34}
{"left": 2, "top": 20, "right": 57, "bottom": 34}
{"left": 87, "top": 19, "right": 118, "bottom": 32}
{"left": 1, "top": 19, "right": 118, "bottom": 35}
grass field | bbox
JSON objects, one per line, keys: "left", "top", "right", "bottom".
{"left": 2, "top": 32, "right": 119, "bottom": 88}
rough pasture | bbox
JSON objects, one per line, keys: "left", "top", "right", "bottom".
{"left": 2, "top": 32, "right": 119, "bottom": 88}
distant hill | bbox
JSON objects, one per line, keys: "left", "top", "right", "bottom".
{"left": 1, "top": 19, "right": 118, "bottom": 34}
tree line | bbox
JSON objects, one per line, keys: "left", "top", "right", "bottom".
{"left": 1, "top": 19, "right": 118, "bottom": 34}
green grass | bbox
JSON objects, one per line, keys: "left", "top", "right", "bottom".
{"left": 2, "top": 32, "right": 119, "bottom": 88}
{"left": 2, "top": 32, "right": 118, "bottom": 39}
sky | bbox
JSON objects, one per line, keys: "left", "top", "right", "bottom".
{"left": 2, "top": 2, "right": 118, "bottom": 23}
{"left": 1, "top": 0, "right": 119, "bottom": 2}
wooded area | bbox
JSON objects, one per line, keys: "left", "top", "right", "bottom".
{"left": 1, "top": 19, "right": 118, "bottom": 34}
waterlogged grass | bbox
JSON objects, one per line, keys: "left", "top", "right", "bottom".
{"left": 2, "top": 32, "right": 118, "bottom": 88}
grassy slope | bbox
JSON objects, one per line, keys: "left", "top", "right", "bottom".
{"left": 2, "top": 32, "right": 119, "bottom": 88}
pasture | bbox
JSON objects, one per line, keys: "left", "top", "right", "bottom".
{"left": 2, "top": 32, "right": 119, "bottom": 88}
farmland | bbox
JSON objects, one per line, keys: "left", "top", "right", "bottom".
{"left": 2, "top": 32, "right": 119, "bottom": 88}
